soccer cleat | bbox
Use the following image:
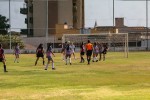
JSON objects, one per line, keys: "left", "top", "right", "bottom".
{"left": 52, "top": 68, "right": 56, "bottom": 70}
{"left": 4, "top": 71, "right": 8, "bottom": 72}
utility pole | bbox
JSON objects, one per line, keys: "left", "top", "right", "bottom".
{"left": 9, "top": 0, "right": 11, "bottom": 50}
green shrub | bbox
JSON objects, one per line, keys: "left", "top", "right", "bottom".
{"left": 0, "top": 35, "right": 24, "bottom": 49}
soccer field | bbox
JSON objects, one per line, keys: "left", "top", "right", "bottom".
{"left": 0, "top": 52, "right": 150, "bottom": 100}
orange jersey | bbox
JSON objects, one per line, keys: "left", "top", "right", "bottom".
{"left": 86, "top": 43, "right": 93, "bottom": 50}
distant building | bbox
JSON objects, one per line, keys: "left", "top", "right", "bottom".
{"left": 20, "top": 0, "right": 84, "bottom": 37}
{"left": 94, "top": 17, "right": 149, "bottom": 33}
{"left": 93, "top": 17, "right": 150, "bottom": 47}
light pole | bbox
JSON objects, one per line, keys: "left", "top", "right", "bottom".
{"left": 45, "top": 0, "right": 49, "bottom": 48}
{"left": 64, "top": 22, "right": 68, "bottom": 29}
{"left": 9, "top": 0, "right": 11, "bottom": 50}
{"left": 27, "top": 0, "right": 30, "bottom": 36}
{"left": 113, "top": 0, "right": 115, "bottom": 27}
{"left": 146, "top": 0, "right": 149, "bottom": 50}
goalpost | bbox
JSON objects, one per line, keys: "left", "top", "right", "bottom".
{"left": 62, "top": 33, "right": 129, "bottom": 58}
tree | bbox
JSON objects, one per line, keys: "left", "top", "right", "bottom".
{"left": 0, "top": 14, "right": 10, "bottom": 35}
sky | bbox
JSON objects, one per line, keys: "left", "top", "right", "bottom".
{"left": 0, "top": 0, "right": 150, "bottom": 32}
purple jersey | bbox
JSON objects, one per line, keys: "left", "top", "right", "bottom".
{"left": 93, "top": 45, "right": 99, "bottom": 54}
{"left": 0, "top": 48, "right": 4, "bottom": 58}
{"left": 46, "top": 47, "right": 52, "bottom": 57}
{"left": 14, "top": 46, "right": 20, "bottom": 54}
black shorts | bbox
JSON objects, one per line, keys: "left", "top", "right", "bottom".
{"left": 36, "top": 53, "right": 44, "bottom": 57}
{"left": 0, "top": 58, "right": 4, "bottom": 62}
{"left": 102, "top": 50, "right": 107, "bottom": 54}
{"left": 80, "top": 52, "right": 85, "bottom": 55}
{"left": 86, "top": 50, "right": 92, "bottom": 56}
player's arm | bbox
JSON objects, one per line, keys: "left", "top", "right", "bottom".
{"left": 36, "top": 48, "right": 38, "bottom": 54}
{"left": 51, "top": 51, "right": 55, "bottom": 57}
{"left": 74, "top": 45, "right": 75, "bottom": 51}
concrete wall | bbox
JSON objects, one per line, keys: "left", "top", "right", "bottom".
{"left": 33, "top": 0, "right": 47, "bottom": 37}
{"left": 58, "top": 0, "right": 73, "bottom": 26}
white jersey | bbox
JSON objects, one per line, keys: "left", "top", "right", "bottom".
{"left": 70, "top": 45, "right": 75, "bottom": 53}
{"left": 93, "top": 45, "right": 99, "bottom": 54}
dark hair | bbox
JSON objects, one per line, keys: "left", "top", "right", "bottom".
{"left": 80, "top": 42, "right": 84, "bottom": 48}
{"left": 0, "top": 44, "right": 2, "bottom": 48}
{"left": 47, "top": 44, "right": 52, "bottom": 52}
{"left": 38, "top": 44, "right": 43, "bottom": 48}
{"left": 37, "top": 44, "right": 43, "bottom": 50}
{"left": 66, "top": 44, "right": 70, "bottom": 51}
{"left": 88, "top": 40, "right": 90, "bottom": 43}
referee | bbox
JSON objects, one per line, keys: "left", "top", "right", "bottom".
{"left": 85, "top": 40, "right": 93, "bottom": 65}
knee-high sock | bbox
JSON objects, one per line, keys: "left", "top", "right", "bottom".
{"left": 17, "top": 58, "right": 19, "bottom": 62}
{"left": 4, "top": 65, "right": 7, "bottom": 72}
{"left": 52, "top": 63, "right": 54, "bottom": 68}
{"left": 95, "top": 56, "right": 97, "bottom": 60}
{"left": 45, "top": 64, "right": 49, "bottom": 69}
{"left": 14, "top": 58, "right": 17, "bottom": 62}
{"left": 69, "top": 58, "right": 71, "bottom": 63}
{"left": 82, "top": 57, "right": 84, "bottom": 62}
{"left": 43, "top": 61, "right": 45, "bottom": 65}
{"left": 66, "top": 58, "right": 68, "bottom": 64}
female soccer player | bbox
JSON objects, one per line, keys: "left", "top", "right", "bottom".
{"left": 14, "top": 43, "right": 20, "bottom": 63}
{"left": 80, "top": 42, "right": 85, "bottom": 63}
{"left": 65, "top": 41, "right": 72, "bottom": 65}
{"left": 98, "top": 43, "right": 103, "bottom": 61}
{"left": 70, "top": 42, "right": 76, "bottom": 59}
{"left": 35, "top": 43, "right": 45, "bottom": 66}
{"left": 45, "top": 44, "right": 55, "bottom": 70}
{"left": 0, "top": 44, "right": 8, "bottom": 72}
{"left": 61, "top": 42, "right": 67, "bottom": 60}
{"left": 102, "top": 43, "right": 108, "bottom": 61}
{"left": 92, "top": 42, "right": 99, "bottom": 62}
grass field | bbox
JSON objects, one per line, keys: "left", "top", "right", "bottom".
{"left": 0, "top": 52, "right": 150, "bottom": 100}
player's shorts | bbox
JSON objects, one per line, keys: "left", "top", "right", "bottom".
{"left": 93, "top": 51, "right": 99, "bottom": 55}
{"left": 66, "top": 52, "right": 71, "bottom": 57}
{"left": 102, "top": 50, "right": 107, "bottom": 54}
{"left": 36, "top": 53, "right": 44, "bottom": 57}
{"left": 15, "top": 53, "right": 20, "bottom": 55}
{"left": 47, "top": 56, "right": 52, "bottom": 60}
{"left": 80, "top": 52, "right": 85, "bottom": 55}
{"left": 86, "top": 50, "right": 92, "bottom": 56}
{"left": 0, "top": 58, "right": 4, "bottom": 62}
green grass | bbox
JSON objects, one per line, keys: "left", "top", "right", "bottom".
{"left": 0, "top": 52, "right": 150, "bottom": 100}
